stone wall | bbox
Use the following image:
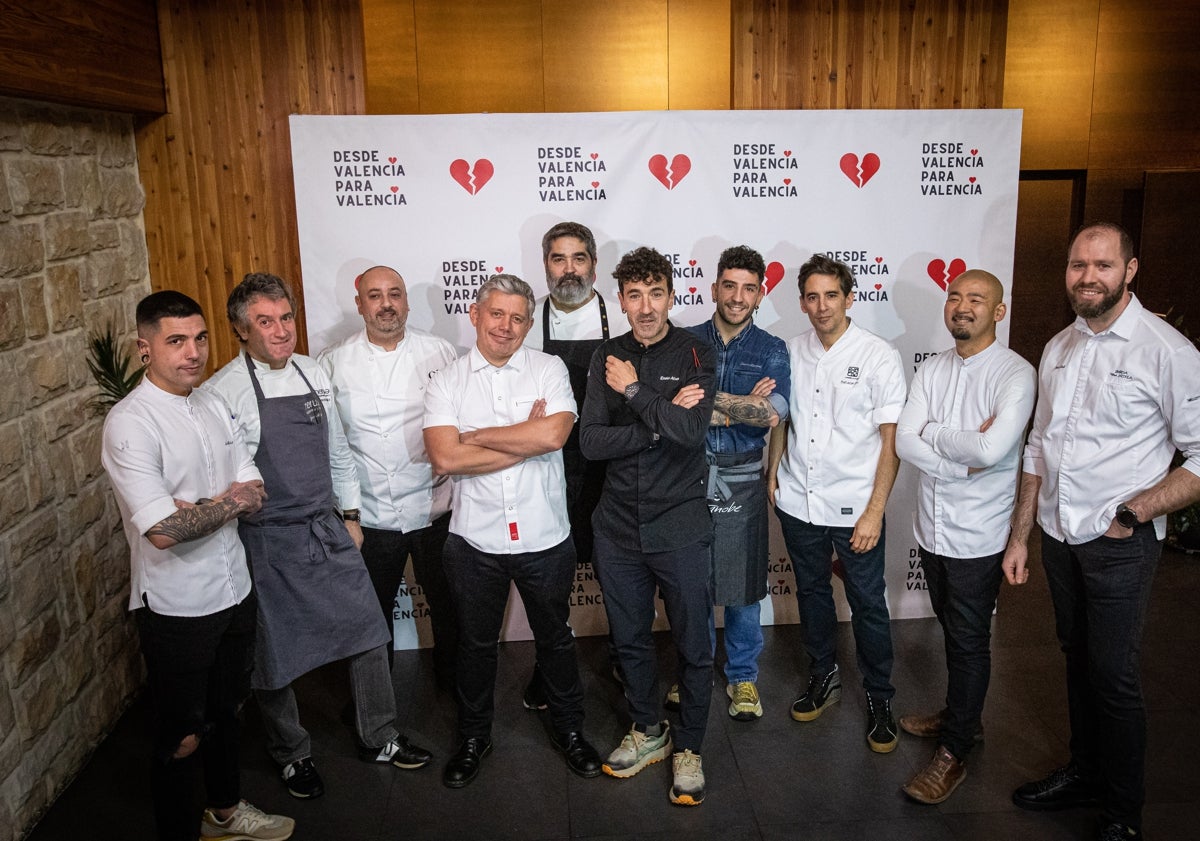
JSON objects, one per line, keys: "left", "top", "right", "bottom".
{"left": 0, "top": 95, "right": 148, "bottom": 839}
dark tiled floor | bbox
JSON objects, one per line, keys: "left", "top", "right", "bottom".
{"left": 27, "top": 547, "right": 1200, "bottom": 840}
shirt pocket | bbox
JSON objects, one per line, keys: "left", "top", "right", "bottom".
{"left": 731, "top": 361, "right": 767, "bottom": 395}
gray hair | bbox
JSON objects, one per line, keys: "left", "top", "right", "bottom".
{"left": 541, "top": 221, "right": 597, "bottom": 263}
{"left": 475, "top": 274, "right": 536, "bottom": 319}
{"left": 227, "top": 272, "right": 296, "bottom": 334}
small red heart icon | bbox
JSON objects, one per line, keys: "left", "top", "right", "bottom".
{"left": 495, "top": 266, "right": 504, "bottom": 273}
{"left": 388, "top": 156, "right": 397, "bottom": 164}
{"left": 875, "top": 256, "right": 883, "bottom": 263}
{"left": 648, "top": 154, "right": 692, "bottom": 189}
{"left": 763, "top": 261, "right": 785, "bottom": 295}
{"left": 591, "top": 181, "right": 599, "bottom": 188}
{"left": 783, "top": 178, "right": 792, "bottom": 185}
{"left": 783, "top": 150, "right": 792, "bottom": 157}
{"left": 390, "top": 186, "right": 398, "bottom": 193}
{"left": 688, "top": 259, "right": 697, "bottom": 267}
{"left": 874, "top": 283, "right": 882, "bottom": 290}
{"left": 969, "top": 176, "right": 976, "bottom": 183}
{"left": 970, "top": 149, "right": 978, "bottom": 155}
{"left": 449, "top": 159, "right": 494, "bottom": 194}
{"left": 688, "top": 287, "right": 697, "bottom": 294}
{"left": 926, "top": 258, "right": 968, "bottom": 291}
{"left": 590, "top": 152, "right": 598, "bottom": 160}
{"left": 839, "top": 152, "right": 880, "bottom": 187}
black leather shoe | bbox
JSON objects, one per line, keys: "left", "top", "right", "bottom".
{"left": 1012, "top": 762, "right": 1101, "bottom": 811}
{"left": 443, "top": 737, "right": 492, "bottom": 788}
{"left": 1097, "top": 822, "right": 1140, "bottom": 840}
{"left": 551, "top": 731, "right": 602, "bottom": 778}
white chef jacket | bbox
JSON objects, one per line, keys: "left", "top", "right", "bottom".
{"left": 203, "top": 351, "right": 362, "bottom": 510}
{"left": 423, "top": 345, "right": 575, "bottom": 553}
{"left": 317, "top": 328, "right": 458, "bottom": 532}
{"left": 896, "top": 340, "right": 1036, "bottom": 557}
{"left": 102, "top": 378, "right": 260, "bottom": 616}
{"left": 524, "top": 293, "right": 624, "bottom": 350}
{"left": 1025, "top": 294, "right": 1200, "bottom": 543}
{"left": 774, "top": 321, "right": 907, "bottom": 527}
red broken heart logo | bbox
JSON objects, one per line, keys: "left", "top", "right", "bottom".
{"left": 839, "top": 152, "right": 880, "bottom": 187}
{"left": 763, "top": 261, "right": 785, "bottom": 295}
{"left": 927, "top": 258, "right": 967, "bottom": 291}
{"left": 449, "top": 158, "right": 494, "bottom": 194}
{"left": 387, "top": 156, "right": 397, "bottom": 164}
{"left": 648, "top": 154, "right": 691, "bottom": 190}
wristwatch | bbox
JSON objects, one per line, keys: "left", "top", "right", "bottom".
{"left": 624, "top": 382, "right": 641, "bottom": 401}
{"left": 342, "top": 508, "right": 361, "bottom": 523}
{"left": 1115, "top": 503, "right": 1140, "bottom": 530}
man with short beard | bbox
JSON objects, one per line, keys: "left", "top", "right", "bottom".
{"left": 318, "top": 266, "right": 459, "bottom": 686}
{"left": 1004, "top": 223, "right": 1200, "bottom": 841}
{"left": 895, "top": 270, "right": 1034, "bottom": 804}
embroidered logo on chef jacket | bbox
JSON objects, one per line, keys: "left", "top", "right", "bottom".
{"left": 304, "top": 396, "right": 324, "bottom": 425}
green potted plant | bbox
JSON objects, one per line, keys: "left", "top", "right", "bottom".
{"left": 86, "top": 321, "right": 144, "bottom": 416}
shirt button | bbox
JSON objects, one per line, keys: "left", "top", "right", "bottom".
{"left": 382, "top": 433, "right": 389, "bottom": 439}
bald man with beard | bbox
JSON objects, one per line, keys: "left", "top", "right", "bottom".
{"left": 895, "top": 270, "right": 1035, "bottom": 804}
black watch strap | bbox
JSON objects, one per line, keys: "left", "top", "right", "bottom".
{"left": 1115, "top": 503, "right": 1140, "bottom": 529}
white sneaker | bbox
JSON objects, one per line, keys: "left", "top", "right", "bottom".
{"left": 670, "top": 750, "right": 705, "bottom": 806}
{"left": 200, "top": 799, "right": 295, "bottom": 840}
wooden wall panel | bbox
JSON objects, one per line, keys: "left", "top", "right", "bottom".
{"left": 136, "top": 0, "right": 366, "bottom": 370}
{"left": 413, "top": 0, "right": 544, "bottom": 114}
{"left": 0, "top": 0, "right": 165, "bottom": 114}
{"left": 731, "top": 0, "right": 1007, "bottom": 110}
{"left": 362, "top": 0, "right": 419, "bottom": 113}
{"left": 1001, "top": 0, "right": 1096, "bottom": 170}
{"left": 668, "top": 0, "right": 732, "bottom": 109}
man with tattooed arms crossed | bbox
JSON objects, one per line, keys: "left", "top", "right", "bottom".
{"left": 102, "top": 291, "right": 293, "bottom": 841}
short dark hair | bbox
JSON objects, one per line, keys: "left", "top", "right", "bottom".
{"left": 798, "top": 253, "right": 855, "bottom": 296}
{"left": 1070, "top": 222, "right": 1135, "bottom": 264}
{"left": 717, "top": 245, "right": 765, "bottom": 283}
{"left": 613, "top": 246, "right": 673, "bottom": 294}
{"left": 136, "top": 290, "right": 203, "bottom": 334}
{"left": 226, "top": 272, "right": 296, "bottom": 333}
{"left": 541, "top": 221, "right": 597, "bottom": 263}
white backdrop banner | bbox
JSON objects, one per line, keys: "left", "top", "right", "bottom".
{"left": 290, "top": 109, "right": 1023, "bottom": 648}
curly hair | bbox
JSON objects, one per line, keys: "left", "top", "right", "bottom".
{"left": 612, "top": 246, "right": 673, "bottom": 294}
{"left": 717, "top": 245, "right": 766, "bottom": 283}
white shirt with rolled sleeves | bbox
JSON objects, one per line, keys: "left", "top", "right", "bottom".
{"left": 102, "top": 378, "right": 261, "bottom": 616}
{"left": 896, "top": 341, "right": 1036, "bottom": 558}
{"left": 774, "top": 321, "right": 907, "bottom": 527}
{"left": 317, "top": 328, "right": 457, "bottom": 532}
{"left": 423, "top": 345, "right": 575, "bottom": 554}
{"left": 203, "top": 352, "right": 362, "bottom": 510}
{"left": 1025, "top": 294, "right": 1200, "bottom": 543}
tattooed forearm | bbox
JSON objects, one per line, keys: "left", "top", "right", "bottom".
{"left": 713, "top": 392, "right": 778, "bottom": 427}
{"left": 146, "top": 498, "right": 241, "bottom": 546}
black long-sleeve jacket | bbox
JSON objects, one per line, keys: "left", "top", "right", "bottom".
{"left": 580, "top": 323, "right": 715, "bottom": 553}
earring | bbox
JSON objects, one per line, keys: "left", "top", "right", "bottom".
{"left": 140, "top": 353, "right": 149, "bottom": 364}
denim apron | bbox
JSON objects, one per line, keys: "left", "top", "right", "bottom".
{"left": 706, "top": 450, "right": 769, "bottom": 606}
{"left": 237, "top": 353, "right": 389, "bottom": 690}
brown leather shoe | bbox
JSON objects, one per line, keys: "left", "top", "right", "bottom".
{"left": 898, "top": 709, "right": 984, "bottom": 742}
{"left": 902, "top": 746, "right": 967, "bottom": 804}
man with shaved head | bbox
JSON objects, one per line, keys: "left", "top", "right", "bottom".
{"left": 895, "top": 269, "right": 1035, "bottom": 804}
{"left": 318, "top": 265, "right": 460, "bottom": 685}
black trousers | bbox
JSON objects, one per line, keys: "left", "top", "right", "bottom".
{"left": 359, "top": 513, "right": 456, "bottom": 681}
{"left": 919, "top": 547, "right": 1003, "bottom": 760}
{"left": 442, "top": 533, "right": 585, "bottom": 739}
{"left": 134, "top": 594, "right": 256, "bottom": 841}
{"left": 1041, "top": 524, "right": 1161, "bottom": 831}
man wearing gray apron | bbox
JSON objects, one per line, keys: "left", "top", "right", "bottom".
{"left": 687, "top": 246, "right": 790, "bottom": 722}
{"left": 205, "top": 273, "right": 432, "bottom": 801}
{"left": 522, "top": 221, "right": 618, "bottom": 708}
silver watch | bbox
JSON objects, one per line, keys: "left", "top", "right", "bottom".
{"left": 624, "top": 382, "right": 641, "bottom": 401}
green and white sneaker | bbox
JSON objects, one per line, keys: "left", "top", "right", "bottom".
{"left": 669, "top": 750, "right": 705, "bottom": 806}
{"left": 602, "top": 722, "right": 672, "bottom": 778}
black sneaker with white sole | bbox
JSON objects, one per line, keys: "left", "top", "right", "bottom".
{"left": 281, "top": 757, "right": 324, "bottom": 799}
{"left": 865, "top": 693, "right": 898, "bottom": 753}
{"left": 790, "top": 666, "right": 841, "bottom": 722}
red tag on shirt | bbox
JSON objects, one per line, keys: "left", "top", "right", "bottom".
{"left": 508, "top": 521, "right": 520, "bottom": 541}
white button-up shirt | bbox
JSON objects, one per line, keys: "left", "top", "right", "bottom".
{"left": 524, "top": 294, "right": 621, "bottom": 350}
{"left": 1025, "top": 294, "right": 1200, "bottom": 543}
{"left": 775, "top": 321, "right": 907, "bottom": 526}
{"left": 203, "top": 352, "right": 362, "bottom": 510}
{"left": 424, "top": 345, "right": 575, "bottom": 553}
{"left": 896, "top": 341, "right": 1036, "bottom": 557}
{"left": 102, "top": 378, "right": 261, "bottom": 616}
{"left": 318, "top": 329, "right": 458, "bottom": 532}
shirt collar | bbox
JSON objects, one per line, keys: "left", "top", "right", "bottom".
{"left": 469, "top": 343, "right": 528, "bottom": 373}
{"left": 957, "top": 338, "right": 1001, "bottom": 367}
{"left": 1073, "top": 293, "right": 1143, "bottom": 340}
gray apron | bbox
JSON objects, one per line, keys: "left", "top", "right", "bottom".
{"left": 706, "top": 449, "right": 769, "bottom": 606}
{"left": 238, "top": 353, "right": 390, "bottom": 691}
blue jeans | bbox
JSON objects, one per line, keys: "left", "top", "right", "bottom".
{"left": 1041, "top": 524, "right": 1161, "bottom": 832}
{"left": 593, "top": 531, "right": 714, "bottom": 754}
{"left": 919, "top": 547, "right": 1003, "bottom": 759}
{"left": 775, "top": 508, "right": 895, "bottom": 698}
{"left": 721, "top": 602, "right": 763, "bottom": 684}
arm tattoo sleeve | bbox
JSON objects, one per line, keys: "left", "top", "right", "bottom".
{"left": 146, "top": 498, "right": 240, "bottom": 545}
{"left": 713, "top": 392, "right": 776, "bottom": 427}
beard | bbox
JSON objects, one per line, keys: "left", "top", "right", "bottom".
{"left": 1069, "top": 281, "right": 1126, "bottom": 320}
{"left": 949, "top": 324, "right": 972, "bottom": 340}
{"left": 548, "top": 272, "right": 594, "bottom": 307}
